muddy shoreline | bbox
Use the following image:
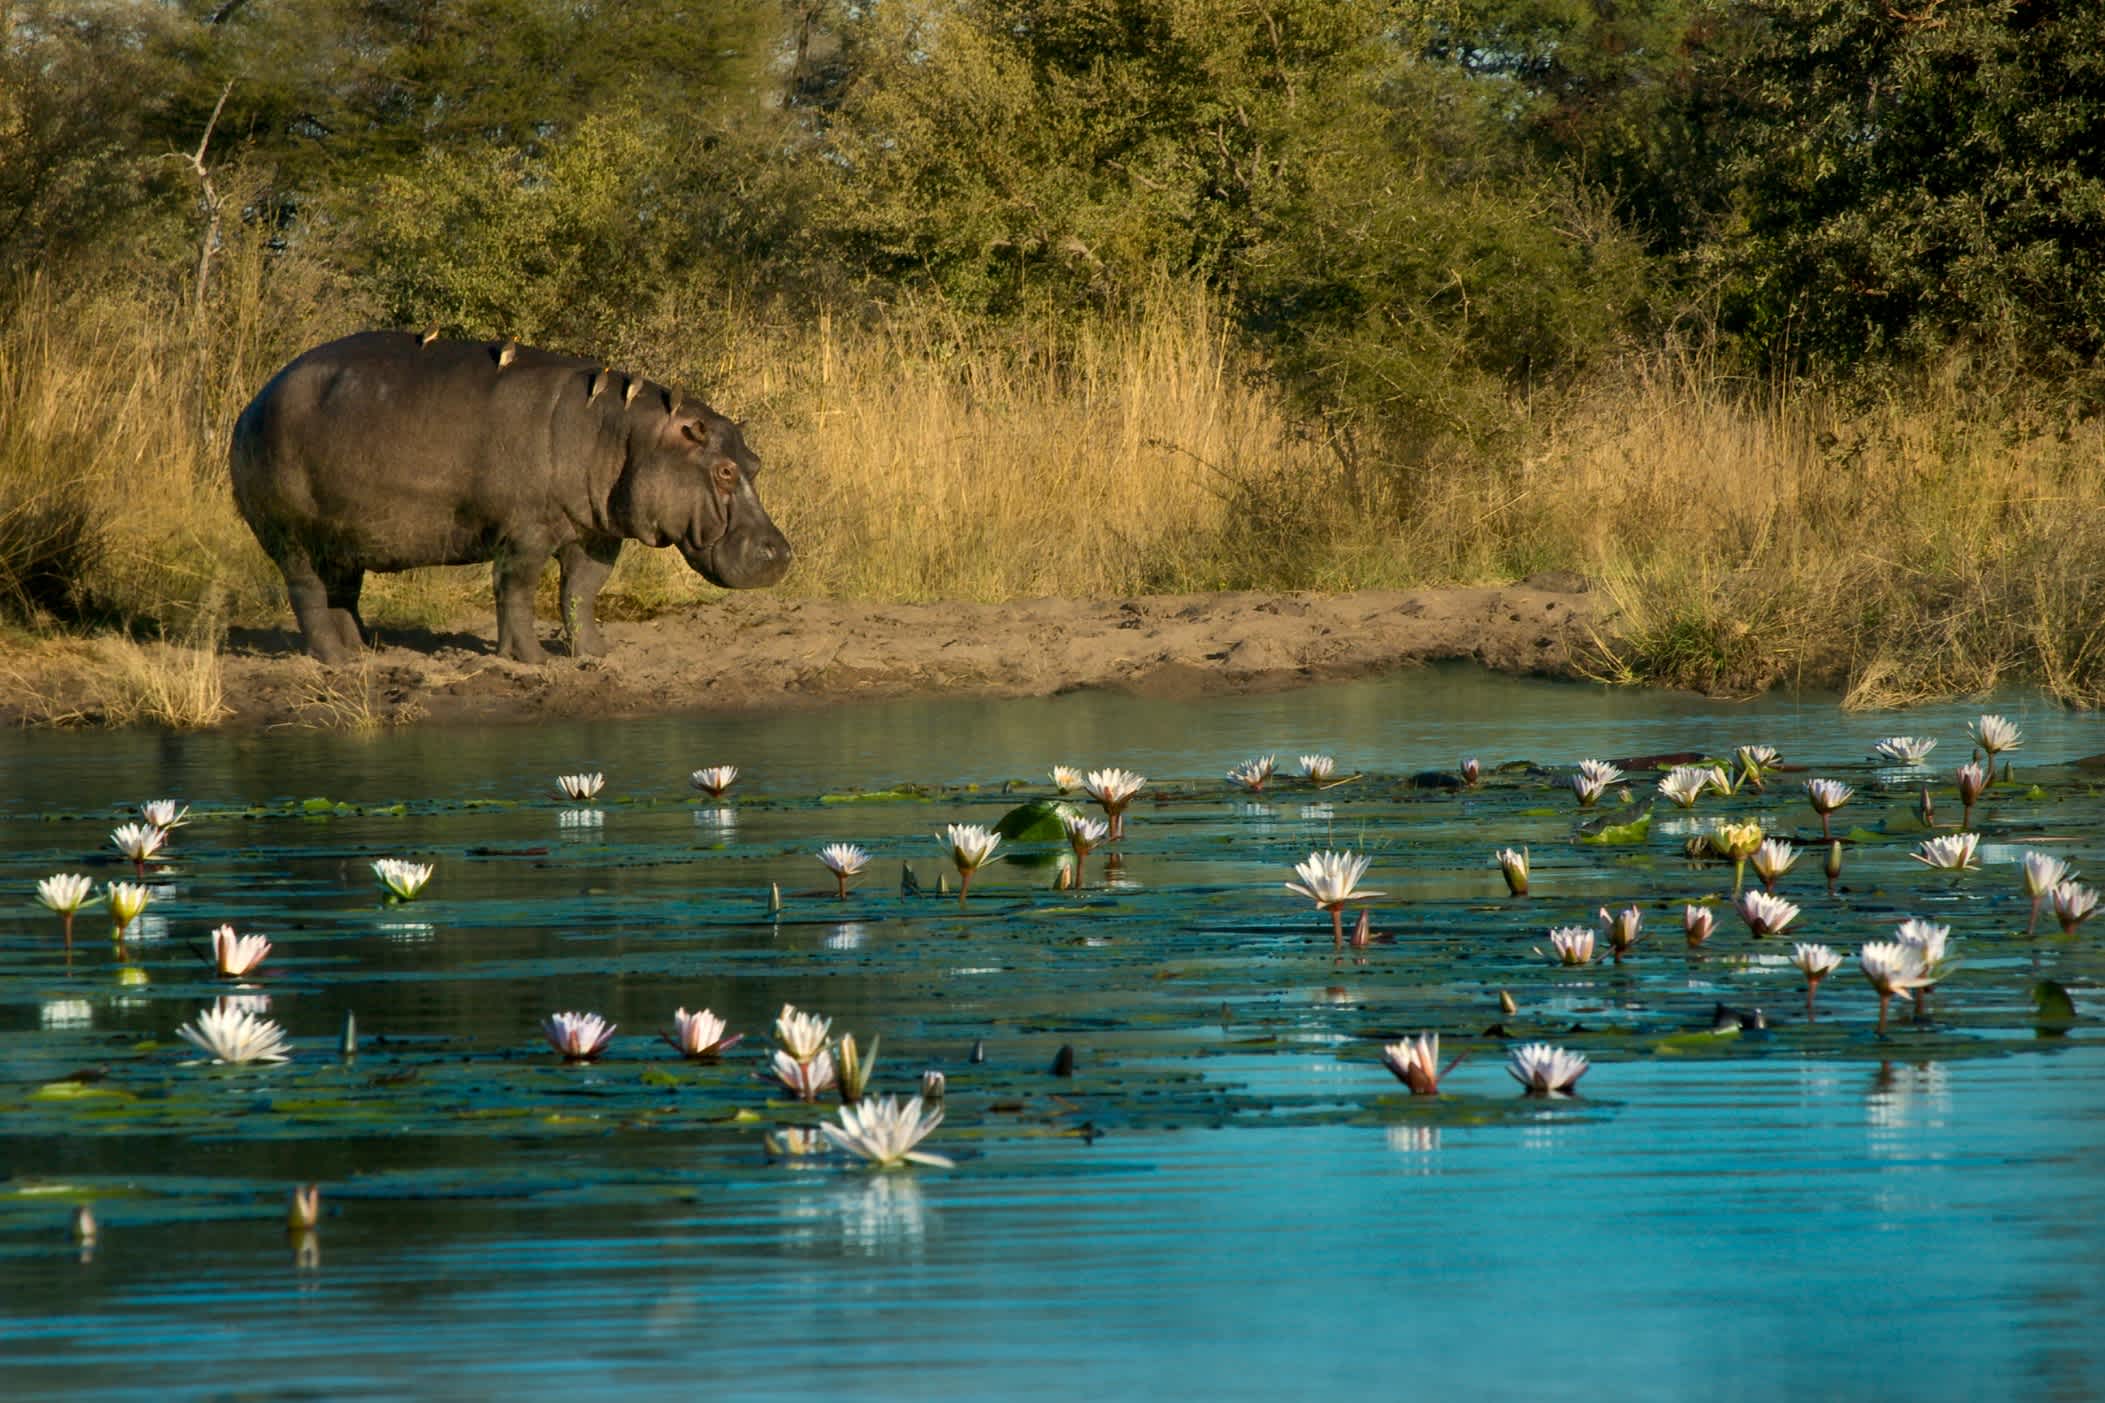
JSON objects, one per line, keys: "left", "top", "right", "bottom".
{"left": 4, "top": 581, "right": 1599, "bottom": 731}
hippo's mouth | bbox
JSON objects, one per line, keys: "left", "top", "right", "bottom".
{"left": 682, "top": 535, "right": 792, "bottom": 590}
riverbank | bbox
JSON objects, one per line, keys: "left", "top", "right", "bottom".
{"left": 0, "top": 581, "right": 1595, "bottom": 731}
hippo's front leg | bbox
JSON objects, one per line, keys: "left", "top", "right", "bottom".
{"left": 556, "top": 537, "right": 622, "bottom": 657}
{"left": 491, "top": 541, "right": 553, "bottom": 663}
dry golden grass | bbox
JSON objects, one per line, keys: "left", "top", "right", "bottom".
{"left": 3, "top": 266, "right": 2102, "bottom": 707}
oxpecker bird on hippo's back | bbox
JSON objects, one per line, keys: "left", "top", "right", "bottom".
{"left": 229, "top": 332, "right": 792, "bottom": 664}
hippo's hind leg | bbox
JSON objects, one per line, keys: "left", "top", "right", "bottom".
{"left": 556, "top": 537, "right": 622, "bottom": 657}
{"left": 273, "top": 549, "right": 360, "bottom": 666}
{"left": 491, "top": 541, "right": 552, "bottom": 664}
{"left": 318, "top": 562, "right": 368, "bottom": 659}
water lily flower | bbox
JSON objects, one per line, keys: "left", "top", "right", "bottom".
{"left": 2050, "top": 880, "right": 2097, "bottom": 936}
{"left": 1082, "top": 767, "right": 1146, "bottom": 839}
{"left": 1460, "top": 757, "right": 1481, "bottom": 787}
{"left": 74, "top": 1204, "right": 97, "bottom": 1245}
{"left": 1789, "top": 942, "right": 1843, "bottom": 1018}
{"left": 1657, "top": 767, "right": 1710, "bottom": 809}
{"left": 1804, "top": 779, "right": 1853, "bottom": 838}
{"left": 1228, "top": 755, "right": 1277, "bottom": 792}
{"left": 1493, "top": 846, "right": 1529, "bottom": 897}
{"left": 1953, "top": 761, "right": 1987, "bottom": 829}
{"left": 1683, "top": 904, "right": 1716, "bottom": 949}
{"left": 208, "top": 924, "right": 270, "bottom": 978}
{"left": 542, "top": 1010, "right": 616, "bottom": 1061}
{"left": 1751, "top": 838, "right": 1799, "bottom": 892}
{"left": 1872, "top": 736, "right": 1937, "bottom": 765}
{"left": 106, "top": 880, "right": 150, "bottom": 939}
{"left": 35, "top": 873, "right": 98, "bottom": 952}
{"left": 1970, "top": 714, "right": 2021, "bottom": 765}
{"left": 1506, "top": 1042, "right": 1588, "bottom": 1096}
{"left": 1734, "top": 889, "right": 1800, "bottom": 938}
{"left": 1705, "top": 765, "right": 1737, "bottom": 797}
{"left": 2020, "top": 853, "right": 2072, "bottom": 935}
{"left": 1381, "top": 1033, "right": 1461, "bottom": 1096}
{"left": 372, "top": 858, "right": 433, "bottom": 900}
{"left": 1912, "top": 833, "right": 1980, "bottom": 871}
{"left": 1299, "top": 754, "right": 1336, "bottom": 783}
{"left": 1598, "top": 906, "right": 1643, "bottom": 963}
{"left": 287, "top": 1184, "right": 321, "bottom": 1231}
{"left": 1064, "top": 812, "right": 1108, "bottom": 889}
{"left": 1539, "top": 925, "right": 1596, "bottom": 966}
{"left": 1049, "top": 765, "right": 1082, "bottom": 793}
{"left": 940, "top": 823, "right": 1001, "bottom": 902}
{"left": 689, "top": 765, "right": 738, "bottom": 798}
{"left": 1894, "top": 918, "right": 1952, "bottom": 983}
{"left": 1735, "top": 744, "right": 1779, "bottom": 791}
{"left": 110, "top": 822, "right": 165, "bottom": 876}
{"left": 920, "top": 1069, "right": 946, "bottom": 1102}
{"left": 769, "top": 1047, "right": 838, "bottom": 1101}
{"left": 822, "top": 1094, "right": 953, "bottom": 1169}
{"left": 140, "top": 799, "right": 189, "bottom": 830}
{"left": 177, "top": 1002, "right": 292, "bottom": 1064}
{"left": 554, "top": 772, "right": 604, "bottom": 801}
{"left": 1859, "top": 941, "right": 1933, "bottom": 1034}
{"left": 836, "top": 1032, "right": 880, "bottom": 1103}
{"left": 662, "top": 1007, "right": 743, "bottom": 1059}
{"left": 775, "top": 1004, "right": 833, "bottom": 1062}
{"left": 818, "top": 842, "right": 870, "bottom": 898}
{"left": 1569, "top": 759, "right": 1622, "bottom": 807}
{"left": 1710, "top": 818, "right": 1765, "bottom": 891}
{"left": 1285, "top": 850, "right": 1383, "bottom": 948}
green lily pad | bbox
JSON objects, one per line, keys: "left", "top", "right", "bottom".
{"left": 1579, "top": 812, "right": 1652, "bottom": 845}
{"left": 820, "top": 785, "right": 932, "bottom": 804}
{"left": 994, "top": 798, "right": 1081, "bottom": 842}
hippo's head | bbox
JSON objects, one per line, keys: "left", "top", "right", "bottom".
{"left": 625, "top": 400, "right": 792, "bottom": 589}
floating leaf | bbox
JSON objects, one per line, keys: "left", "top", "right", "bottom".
{"left": 994, "top": 798, "right": 1080, "bottom": 842}
{"left": 819, "top": 785, "right": 931, "bottom": 804}
{"left": 2033, "top": 980, "right": 2077, "bottom": 1028}
{"left": 1578, "top": 811, "right": 1652, "bottom": 846}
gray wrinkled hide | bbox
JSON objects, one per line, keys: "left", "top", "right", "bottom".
{"left": 229, "top": 332, "right": 792, "bottom": 663}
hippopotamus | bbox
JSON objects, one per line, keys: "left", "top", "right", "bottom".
{"left": 229, "top": 331, "right": 792, "bottom": 664}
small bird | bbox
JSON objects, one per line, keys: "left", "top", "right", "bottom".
{"left": 495, "top": 339, "right": 518, "bottom": 369}
{"left": 418, "top": 326, "right": 440, "bottom": 347}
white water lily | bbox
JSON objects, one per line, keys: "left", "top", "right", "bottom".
{"left": 1872, "top": 736, "right": 1937, "bottom": 765}
{"left": 775, "top": 1004, "right": 833, "bottom": 1062}
{"left": 1859, "top": 941, "right": 1933, "bottom": 1033}
{"left": 110, "top": 822, "right": 165, "bottom": 873}
{"left": 140, "top": 799, "right": 189, "bottom": 830}
{"left": 1049, "top": 765, "right": 1082, "bottom": 793}
{"left": 1569, "top": 759, "right": 1622, "bottom": 807}
{"left": 36, "top": 872, "right": 98, "bottom": 952}
{"left": 2050, "top": 880, "right": 2097, "bottom": 935}
{"left": 1506, "top": 1042, "right": 1588, "bottom": 1095}
{"left": 209, "top": 924, "right": 271, "bottom": 978}
{"left": 1286, "top": 850, "right": 1383, "bottom": 947}
{"left": 1657, "top": 767, "right": 1710, "bottom": 809}
{"left": 1751, "top": 838, "right": 1799, "bottom": 891}
{"left": 2022, "top": 852, "right": 2073, "bottom": 934}
{"left": 940, "top": 823, "right": 1002, "bottom": 901}
{"left": 372, "top": 858, "right": 433, "bottom": 900}
{"left": 555, "top": 771, "right": 604, "bottom": 801}
{"left": 1064, "top": 812, "right": 1109, "bottom": 889}
{"left": 1734, "top": 889, "right": 1800, "bottom": 938}
{"left": 1598, "top": 906, "right": 1643, "bottom": 962}
{"left": 1380, "top": 1034, "right": 1451, "bottom": 1096}
{"left": 1227, "top": 755, "right": 1277, "bottom": 792}
{"left": 1912, "top": 833, "right": 1980, "bottom": 871}
{"left": 1803, "top": 779, "right": 1853, "bottom": 838}
{"left": 1299, "top": 754, "right": 1336, "bottom": 783}
{"left": 1735, "top": 744, "right": 1780, "bottom": 788}
{"left": 177, "top": 1002, "right": 292, "bottom": 1064}
{"left": 662, "top": 1007, "right": 742, "bottom": 1059}
{"left": 769, "top": 1047, "right": 838, "bottom": 1102}
{"left": 818, "top": 842, "right": 870, "bottom": 897}
{"left": 1493, "top": 846, "right": 1529, "bottom": 897}
{"left": 822, "top": 1094, "right": 953, "bottom": 1169}
{"left": 1894, "top": 918, "right": 1952, "bottom": 980}
{"left": 689, "top": 765, "right": 738, "bottom": 798}
{"left": 1970, "top": 713, "right": 2022, "bottom": 758}
{"left": 1790, "top": 941, "right": 1843, "bottom": 983}
{"left": 1540, "top": 925, "right": 1595, "bottom": 966}
{"left": 542, "top": 1010, "right": 616, "bottom": 1061}
{"left": 1082, "top": 767, "right": 1146, "bottom": 839}
{"left": 1683, "top": 904, "right": 1716, "bottom": 948}
{"left": 1705, "top": 765, "right": 1737, "bottom": 797}
{"left": 1460, "top": 756, "right": 1481, "bottom": 787}
{"left": 106, "top": 880, "right": 150, "bottom": 937}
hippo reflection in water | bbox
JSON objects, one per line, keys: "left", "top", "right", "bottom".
{"left": 230, "top": 332, "right": 793, "bottom": 664}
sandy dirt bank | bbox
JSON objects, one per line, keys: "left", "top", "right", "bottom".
{"left": 4, "top": 579, "right": 1599, "bottom": 731}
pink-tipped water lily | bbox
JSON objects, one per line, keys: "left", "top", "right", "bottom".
{"left": 1859, "top": 941, "right": 1932, "bottom": 1034}
{"left": 1227, "top": 755, "right": 1277, "bottom": 793}
{"left": 1494, "top": 847, "right": 1529, "bottom": 897}
{"left": 1285, "top": 850, "right": 1383, "bottom": 948}
{"left": 1751, "top": 838, "right": 1799, "bottom": 892}
{"left": 1871, "top": 736, "right": 1937, "bottom": 765}
{"left": 939, "top": 823, "right": 1001, "bottom": 902}
{"left": 1803, "top": 779, "right": 1853, "bottom": 839}
{"left": 1299, "top": 754, "right": 1336, "bottom": 783}
{"left": 818, "top": 843, "right": 870, "bottom": 898}
{"left": 208, "top": 924, "right": 270, "bottom": 978}
{"left": 1082, "top": 768, "right": 1146, "bottom": 839}
{"left": 1734, "top": 889, "right": 1800, "bottom": 938}
{"left": 689, "top": 765, "right": 738, "bottom": 799}
{"left": 542, "top": 1010, "right": 616, "bottom": 1061}
{"left": 1506, "top": 1042, "right": 1588, "bottom": 1096}
{"left": 554, "top": 772, "right": 604, "bottom": 801}
{"left": 177, "top": 1002, "right": 292, "bottom": 1064}
{"left": 1381, "top": 1033, "right": 1462, "bottom": 1096}
{"left": 2049, "top": 880, "right": 2097, "bottom": 936}
{"left": 1598, "top": 906, "right": 1643, "bottom": 963}
{"left": 1683, "top": 904, "right": 1716, "bottom": 949}
{"left": 662, "top": 1007, "right": 743, "bottom": 1059}
{"left": 822, "top": 1094, "right": 952, "bottom": 1169}
{"left": 769, "top": 1047, "right": 838, "bottom": 1102}
{"left": 1539, "top": 925, "right": 1596, "bottom": 966}
{"left": 1064, "top": 812, "right": 1108, "bottom": 890}
{"left": 1955, "top": 762, "right": 1986, "bottom": 827}
{"left": 1912, "top": 833, "right": 1980, "bottom": 871}
{"left": 110, "top": 822, "right": 165, "bottom": 877}
{"left": 1460, "top": 757, "right": 1481, "bottom": 787}
{"left": 1569, "top": 759, "right": 1622, "bottom": 807}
